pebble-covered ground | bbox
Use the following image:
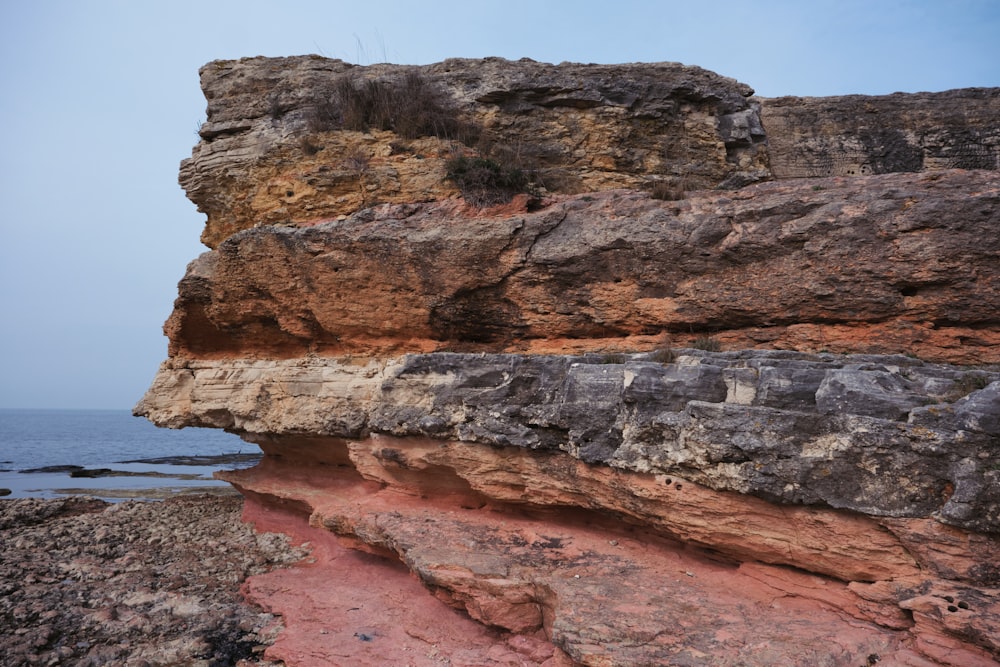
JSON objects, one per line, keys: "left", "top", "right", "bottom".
{"left": 0, "top": 494, "right": 306, "bottom": 666}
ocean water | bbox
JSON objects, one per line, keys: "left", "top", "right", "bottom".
{"left": 0, "top": 409, "right": 260, "bottom": 500}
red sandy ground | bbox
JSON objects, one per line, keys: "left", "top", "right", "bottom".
{"left": 241, "top": 497, "right": 573, "bottom": 666}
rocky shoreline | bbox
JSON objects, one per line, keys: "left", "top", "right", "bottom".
{"left": 0, "top": 494, "right": 305, "bottom": 666}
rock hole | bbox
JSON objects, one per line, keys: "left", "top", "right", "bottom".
{"left": 674, "top": 483, "right": 683, "bottom": 491}
{"left": 958, "top": 601, "right": 970, "bottom": 610}
{"left": 947, "top": 605, "right": 958, "bottom": 613}
{"left": 286, "top": 190, "right": 294, "bottom": 197}
{"left": 944, "top": 595, "right": 955, "bottom": 603}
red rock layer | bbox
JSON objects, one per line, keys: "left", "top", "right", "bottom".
{"left": 220, "top": 436, "right": 1000, "bottom": 666}
{"left": 241, "top": 497, "right": 574, "bottom": 666}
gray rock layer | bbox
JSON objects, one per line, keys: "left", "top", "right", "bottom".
{"left": 137, "top": 350, "right": 1000, "bottom": 534}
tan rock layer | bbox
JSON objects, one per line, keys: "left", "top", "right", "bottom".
{"left": 761, "top": 89, "right": 1000, "bottom": 178}
{"left": 181, "top": 57, "right": 1000, "bottom": 249}
{"left": 184, "top": 56, "right": 765, "bottom": 248}
{"left": 135, "top": 353, "right": 1000, "bottom": 533}
{"left": 165, "top": 170, "right": 1000, "bottom": 364}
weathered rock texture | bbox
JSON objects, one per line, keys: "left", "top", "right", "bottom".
{"left": 169, "top": 170, "right": 1000, "bottom": 364}
{"left": 0, "top": 495, "right": 304, "bottom": 666}
{"left": 184, "top": 56, "right": 767, "bottom": 248}
{"left": 140, "top": 350, "right": 1000, "bottom": 535}
{"left": 140, "top": 56, "right": 1000, "bottom": 665}
{"left": 761, "top": 89, "right": 1000, "bottom": 178}
{"left": 182, "top": 56, "right": 1000, "bottom": 248}
{"left": 138, "top": 350, "right": 1000, "bottom": 665}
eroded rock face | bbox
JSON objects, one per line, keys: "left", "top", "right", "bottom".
{"left": 225, "top": 457, "right": 1000, "bottom": 666}
{"left": 182, "top": 56, "right": 1000, "bottom": 249}
{"left": 184, "top": 56, "right": 766, "bottom": 247}
{"left": 139, "top": 351, "right": 1000, "bottom": 535}
{"left": 137, "top": 350, "right": 1000, "bottom": 663}
{"left": 143, "top": 56, "right": 1000, "bottom": 665}
{"left": 761, "top": 89, "right": 1000, "bottom": 178}
{"left": 167, "top": 170, "right": 1000, "bottom": 364}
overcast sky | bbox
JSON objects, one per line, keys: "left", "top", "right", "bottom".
{"left": 1, "top": 0, "right": 998, "bottom": 409}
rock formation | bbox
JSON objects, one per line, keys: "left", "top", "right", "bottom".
{"left": 761, "top": 88, "right": 1000, "bottom": 178}
{"left": 139, "top": 56, "right": 1000, "bottom": 665}
{"left": 166, "top": 170, "right": 1000, "bottom": 365}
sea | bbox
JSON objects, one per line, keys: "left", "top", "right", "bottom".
{"left": 0, "top": 409, "right": 260, "bottom": 501}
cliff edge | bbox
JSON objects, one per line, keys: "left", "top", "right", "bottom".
{"left": 139, "top": 56, "right": 1000, "bottom": 666}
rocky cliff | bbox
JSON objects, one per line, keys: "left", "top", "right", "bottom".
{"left": 139, "top": 56, "right": 1000, "bottom": 666}
{"left": 761, "top": 88, "right": 1000, "bottom": 178}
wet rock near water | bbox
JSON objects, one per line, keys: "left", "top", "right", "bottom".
{"left": 0, "top": 494, "right": 306, "bottom": 666}
{"left": 19, "top": 465, "right": 89, "bottom": 475}
{"left": 18, "top": 453, "right": 262, "bottom": 478}
{"left": 118, "top": 454, "right": 263, "bottom": 467}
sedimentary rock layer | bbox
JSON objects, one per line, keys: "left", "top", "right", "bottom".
{"left": 181, "top": 56, "right": 1000, "bottom": 248}
{"left": 167, "top": 170, "right": 1000, "bottom": 364}
{"left": 761, "top": 88, "right": 1000, "bottom": 178}
{"left": 138, "top": 350, "right": 1000, "bottom": 665}
{"left": 184, "top": 55, "right": 766, "bottom": 247}
{"left": 231, "top": 461, "right": 1000, "bottom": 666}
{"left": 139, "top": 351, "right": 1000, "bottom": 535}
{"left": 144, "top": 56, "right": 1000, "bottom": 664}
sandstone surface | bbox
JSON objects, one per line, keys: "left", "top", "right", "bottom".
{"left": 167, "top": 170, "right": 1000, "bottom": 364}
{"left": 184, "top": 56, "right": 766, "bottom": 248}
{"left": 761, "top": 88, "right": 1000, "bottom": 178}
{"left": 138, "top": 56, "right": 1000, "bottom": 665}
{"left": 182, "top": 56, "right": 1000, "bottom": 248}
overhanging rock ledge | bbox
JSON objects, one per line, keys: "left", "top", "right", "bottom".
{"left": 139, "top": 55, "right": 1000, "bottom": 666}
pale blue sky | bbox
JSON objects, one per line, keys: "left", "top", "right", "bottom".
{"left": 1, "top": 0, "right": 998, "bottom": 408}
